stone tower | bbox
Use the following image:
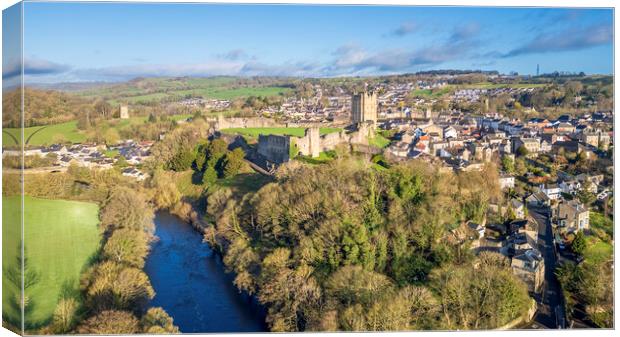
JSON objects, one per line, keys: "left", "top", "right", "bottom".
{"left": 305, "top": 127, "right": 321, "bottom": 158}
{"left": 351, "top": 91, "right": 377, "bottom": 124}
{"left": 120, "top": 105, "right": 130, "bottom": 119}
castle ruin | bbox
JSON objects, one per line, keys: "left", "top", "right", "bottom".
{"left": 351, "top": 91, "right": 377, "bottom": 124}
{"left": 257, "top": 123, "right": 375, "bottom": 167}
{"left": 240, "top": 91, "right": 379, "bottom": 166}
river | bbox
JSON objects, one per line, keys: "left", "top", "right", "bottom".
{"left": 144, "top": 212, "right": 267, "bottom": 333}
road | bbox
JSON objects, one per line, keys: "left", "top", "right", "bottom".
{"left": 528, "top": 206, "right": 566, "bottom": 329}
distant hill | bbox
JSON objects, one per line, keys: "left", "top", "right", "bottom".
{"left": 28, "top": 81, "right": 118, "bottom": 92}
{"left": 2, "top": 88, "right": 94, "bottom": 128}
{"left": 70, "top": 76, "right": 294, "bottom": 106}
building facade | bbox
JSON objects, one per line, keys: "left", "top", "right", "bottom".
{"left": 556, "top": 200, "right": 589, "bottom": 232}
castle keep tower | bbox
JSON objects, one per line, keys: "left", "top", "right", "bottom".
{"left": 351, "top": 91, "right": 377, "bottom": 124}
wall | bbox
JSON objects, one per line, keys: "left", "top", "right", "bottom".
{"left": 257, "top": 134, "right": 291, "bottom": 164}
{"left": 214, "top": 115, "right": 283, "bottom": 130}
{"left": 496, "top": 299, "right": 537, "bottom": 330}
{"left": 295, "top": 123, "right": 374, "bottom": 157}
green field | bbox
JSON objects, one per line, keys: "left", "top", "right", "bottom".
{"left": 3, "top": 121, "right": 86, "bottom": 146}
{"left": 590, "top": 211, "right": 613, "bottom": 237}
{"left": 2, "top": 196, "right": 100, "bottom": 328}
{"left": 3, "top": 114, "right": 192, "bottom": 147}
{"left": 78, "top": 77, "right": 292, "bottom": 105}
{"left": 221, "top": 127, "right": 341, "bottom": 138}
{"left": 172, "top": 86, "right": 292, "bottom": 100}
{"left": 584, "top": 236, "right": 613, "bottom": 263}
{"left": 410, "top": 87, "right": 453, "bottom": 98}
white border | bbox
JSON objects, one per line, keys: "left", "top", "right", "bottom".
{"left": 0, "top": 1, "right": 617, "bottom": 337}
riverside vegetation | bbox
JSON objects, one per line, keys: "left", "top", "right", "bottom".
{"left": 141, "top": 118, "right": 535, "bottom": 331}
{"left": 2, "top": 165, "right": 179, "bottom": 334}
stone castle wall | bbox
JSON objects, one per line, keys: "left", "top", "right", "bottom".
{"left": 257, "top": 134, "right": 290, "bottom": 164}
{"left": 214, "top": 115, "right": 283, "bottom": 130}
{"left": 292, "top": 122, "right": 374, "bottom": 157}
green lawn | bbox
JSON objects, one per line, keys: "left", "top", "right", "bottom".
{"left": 590, "top": 211, "right": 613, "bottom": 237}
{"left": 221, "top": 127, "right": 341, "bottom": 138}
{"left": 368, "top": 132, "right": 391, "bottom": 149}
{"left": 583, "top": 236, "right": 613, "bottom": 264}
{"left": 296, "top": 151, "right": 337, "bottom": 165}
{"left": 410, "top": 87, "right": 453, "bottom": 98}
{"left": 2, "top": 196, "right": 101, "bottom": 328}
{"left": 3, "top": 114, "right": 193, "bottom": 147}
{"left": 3, "top": 121, "right": 86, "bottom": 146}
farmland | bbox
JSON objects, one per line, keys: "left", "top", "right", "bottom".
{"left": 75, "top": 77, "right": 292, "bottom": 105}
{"left": 2, "top": 196, "right": 100, "bottom": 328}
{"left": 2, "top": 121, "right": 86, "bottom": 147}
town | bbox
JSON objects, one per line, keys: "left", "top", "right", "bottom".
{"left": 3, "top": 72, "right": 613, "bottom": 333}
{"left": 2, "top": 2, "right": 616, "bottom": 335}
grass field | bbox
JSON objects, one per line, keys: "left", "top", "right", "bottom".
{"left": 3, "top": 114, "right": 192, "bottom": 147}
{"left": 172, "top": 86, "right": 292, "bottom": 100}
{"left": 296, "top": 151, "right": 337, "bottom": 165}
{"left": 590, "top": 211, "right": 613, "bottom": 237}
{"left": 79, "top": 77, "right": 292, "bottom": 105}
{"left": 2, "top": 196, "right": 100, "bottom": 328}
{"left": 584, "top": 236, "right": 613, "bottom": 264}
{"left": 368, "top": 132, "right": 391, "bottom": 148}
{"left": 410, "top": 87, "right": 453, "bottom": 98}
{"left": 221, "top": 127, "right": 341, "bottom": 138}
{"left": 3, "top": 121, "right": 86, "bottom": 146}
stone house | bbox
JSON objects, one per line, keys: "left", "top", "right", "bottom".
{"left": 511, "top": 249, "right": 545, "bottom": 293}
{"left": 556, "top": 200, "right": 589, "bottom": 232}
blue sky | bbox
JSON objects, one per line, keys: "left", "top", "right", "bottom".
{"left": 2, "top": 2, "right": 614, "bottom": 84}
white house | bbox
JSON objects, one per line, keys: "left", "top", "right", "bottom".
{"left": 499, "top": 174, "right": 515, "bottom": 190}
{"left": 443, "top": 126, "right": 458, "bottom": 139}
{"left": 540, "top": 183, "right": 561, "bottom": 200}
{"left": 559, "top": 179, "right": 581, "bottom": 195}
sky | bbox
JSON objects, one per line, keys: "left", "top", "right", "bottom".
{"left": 2, "top": 2, "right": 615, "bottom": 85}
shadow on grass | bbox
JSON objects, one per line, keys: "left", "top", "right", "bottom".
{"left": 216, "top": 173, "right": 273, "bottom": 197}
